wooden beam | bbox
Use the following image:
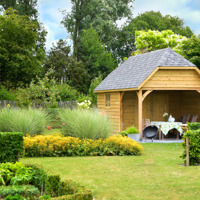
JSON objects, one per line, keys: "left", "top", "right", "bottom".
{"left": 142, "top": 87, "right": 200, "bottom": 91}
{"left": 137, "top": 89, "right": 143, "bottom": 139}
{"left": 120, "top": 92, "right": 125, "bottom": 131}
{"left": 186, "top": 137, "right": 190, "bottom": 167}
{"left": 94, "top": 88, "right": 137, "bottom": 93}
{"left": 142, "top": 90, "right": 153, "bottom": 102}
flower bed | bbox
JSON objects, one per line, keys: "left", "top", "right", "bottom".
{"left": 24, "top": 135, "right": 143, "bottom": 157}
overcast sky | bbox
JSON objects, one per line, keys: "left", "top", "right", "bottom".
{"left": 38, "top": 0, "right": 200, "bottom": 51}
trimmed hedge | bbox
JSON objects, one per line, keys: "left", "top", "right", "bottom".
{"left": 24, "top": 135, "right": 143, "bottom": 157}
{"left": 187, "top": 122, "right": 200, "bottom": 130}
{"left": 182, "top": 129, "right": 200, "bottom": 165}
{"left": 0, "top": 132, "right": 24, "bottom": 163}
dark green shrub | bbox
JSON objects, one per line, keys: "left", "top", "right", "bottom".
{"left": 187, "top": 122, "right": 200, "bottom": 130}
{"left": 0, "top": 185, "right": 39, "bottom": 198}
{"left": 0, "top": 132, "right": 24, "bottom": 163}
{"left": 0, "top": 86, "right": 16, "bottom": 100}
{"left": 45, "top": 175, "right": 61, "bottom": 197}
{"left": 181, "top": 129, "right": 200, "bottom": 165}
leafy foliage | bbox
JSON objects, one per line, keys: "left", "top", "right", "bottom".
{"left": 181, "top": 128, "right": 200, "bottom": 165}
{"left": 0, "top": 85, "right": 16, "bottom": 100}
{"left": 24, "top": 135, "right": 143, "bottom": 157}
{"left": 44, "top": 39, "right": 90, "bottom": 94}
{"left": 0, "top": 9, "right": 46, "bottom": 87}
{"left": 88, "top": 74, "right": 102, "bottom": 105}
{"left": 118, "top": 11, "right": 193, "bottom": 60}
{"left": 134, "top": 30, "right": 186, "bottom": 55}
{"left": 0, "top": 108, "right": 48, "bottom": 136}
{"left": 62, "top": 0, "right": 134, "bottom": 57}
{"left": 17, "top": 70, "right": 60, "bottom": 108}
{"left": 0, "top": 185, "right": 39, "bottom": 198}
{"left": 79, "top": 27, "right": 116, "bottom": 80}
{"left": 59, "top": 109, "right": 112, "bottom": 139}
{"left": 181, "top": 35, "right": 200, "bottom": 69}
{"left": 187, "top": 122, "right": 200, "bottom": 131}
{"left": 126, "top": 126, "right": 138, "bottom": 134}
{"left": 45, "top": 175, "right": 61, "bottom": 197}
{"left": 0, "top": 132, "right": 24, "bottom": 163}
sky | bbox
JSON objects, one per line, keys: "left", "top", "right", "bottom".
{"left": 38, "top": 0, "right": 200, "bottom": 51}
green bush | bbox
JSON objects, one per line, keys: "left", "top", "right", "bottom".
{"left": 46, "top": 108, "right": 62, "bottom": 129}
{"left": 126, "top": 126, "right": 138, "bottom": 134}
{"left": 0, "top": 133, "right": 24, "bottom": 163}
{"left": 59, "top": 109, "right": 112, "bottom": 139}
{"left": 187, "top": 122, "right": 200, "bottom": 130}
{"left": 0, "top": 185, "right": 39, "bottom": 198}
{"left": 0, "top": 86, "right": 16, "bottom": 101}
{"left": 0, "top": 108, "right": 49, "bottom": 136}
{"left": 118, "top": 131, "right": 128, "bottom": 137}
{"left": 55, "top": 83, "right": 78, "bottom": 101}
{"left": 181, "top": 129, "right": 200, "bottom": 165}
{"left": 45, "top": 175, "right": 61, "bottom": 197}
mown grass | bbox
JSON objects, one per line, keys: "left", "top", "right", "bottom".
{"left": 21, "top": 143, "right": 200, "bottom": 200}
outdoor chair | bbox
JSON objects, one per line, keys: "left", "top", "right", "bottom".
{"left": 145, "top": 119, "right": 151, "bottom": 127}
{"left": 191, "top": 115, "right": 198, "bottom": 123}
{"left": 182, "top": 114, "right": 190, "bottom": 124}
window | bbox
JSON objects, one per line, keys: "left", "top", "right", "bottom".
{"left": 105, "top": 94, "right": 110, "bottom": 107}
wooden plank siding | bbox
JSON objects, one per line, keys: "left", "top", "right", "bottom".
{"left": 143, "top": 69, "right": 200, "bottom": 89}
{"left": 97, "top": 92, "right": 120, "bottom": 134}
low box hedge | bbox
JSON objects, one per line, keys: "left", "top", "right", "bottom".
{"left": 0, "top": 132, "right": 24, "bottom": 163}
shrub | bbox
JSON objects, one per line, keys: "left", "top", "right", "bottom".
{"left": 59, "top": 109, "right": 112, "bottom": 139}
{"left": 45, "top": 175, "right": 61, "bottom": 197}
{"left": 187, "top": 122, "right": 200, "bottom": 130}
{"left": 5, "top": 194, "right": 24, "bottom": 200}
{"left": 0, "top": 108, "right": 48, "bottom": 136}
{"left": 0, "top": 185, "right": 40, "bottom": 198}
{"left": 118, "top": 131, "right": 128, "bottom": 137}
{"left": 126, "top": 126, "right": 138, "bottom": 134}
{"left": 0, "top": 86, "right": 16, "bottom": 101}
{"left": 181, "top": 129, "right": 200, "bottom": 165}
{"left": 24, "top": 135, "right": 143, "bottom": 157}
{"left": 0, "top": 133, "right": 24, "bottom": 163}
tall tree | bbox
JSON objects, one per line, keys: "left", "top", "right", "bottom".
{"left": 181, "top": 35, "right": 200, "bottom": 69}
{"left": 44, "top": 39, "right": 90, "bottom": 93}
{"left": 62, "top": 0, "right": 134, "bottom": 58}
{"left": 0, "top": 0, "right": 38, "bottom": 19}
{"left": 78, "top": 26, "right": 116, "bottom": 81}
{"left": 117, "top": 11, "right": 193, "bottom": 60}
{"left": 0, "top": 9, "right": 45, "bottom": 87}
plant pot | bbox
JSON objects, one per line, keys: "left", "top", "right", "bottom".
{"left": 128, "top": 133, "right": 140, "bottom": 141}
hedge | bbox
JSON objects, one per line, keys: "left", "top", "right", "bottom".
{"left": 0, "top": 132, "right": 24, "bottom": 163}
{"left": 24, "top": 135, "right": 143, "bottom": 157}
{"left": 181, "top": 129, "right": 200, "bottom": 165}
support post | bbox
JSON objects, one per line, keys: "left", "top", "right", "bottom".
{"left": 137, "top": 90, "right": 143, "bottom": 140}
{"left": 186, "top": 137, "right": 190, "bottom": 167}
{"left": 120, "top": 92, "right": 125, "bottom": 131}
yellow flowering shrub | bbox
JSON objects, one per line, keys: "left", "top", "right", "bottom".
{"left": 24, "top": 135, "right": 143, "bottom": 157}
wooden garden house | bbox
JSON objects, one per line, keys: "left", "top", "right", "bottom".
{"left": 94, "top": 48, "right": 200, "bottom": 138}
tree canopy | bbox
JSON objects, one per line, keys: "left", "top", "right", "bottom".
{"left": 62, "top": 0, "right": 134, "bottom": 57}
{"left": 0, "top": 9, "right": 46, "bottom": 87}
{"left": 117, "top": 11, "right": 193, "bottom": 60}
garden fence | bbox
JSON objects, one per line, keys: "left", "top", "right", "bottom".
{"left": 0, "top": 100, "right": 77, "bottom": 109}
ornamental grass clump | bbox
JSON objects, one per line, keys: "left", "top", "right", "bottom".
{"left": 0, "top": 108, "right": 48, "bottom": 136}
{"left": 59, "top": 109, "right": 112, "bottom": 139}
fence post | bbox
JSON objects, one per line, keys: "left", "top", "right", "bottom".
{"left": 186, "top": 137, "right": 189, "bottom": 167}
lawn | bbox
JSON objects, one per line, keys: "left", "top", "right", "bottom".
{"left": 21, "top": 143, "right": 200, "bottom": 200}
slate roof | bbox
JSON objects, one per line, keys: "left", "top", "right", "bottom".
{"left": 94, "top": 48, "right": 196, "bottom": 91}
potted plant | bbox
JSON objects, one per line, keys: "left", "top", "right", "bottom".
{"left": 126, "top": 126, "right": 140, "bottom": 141}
